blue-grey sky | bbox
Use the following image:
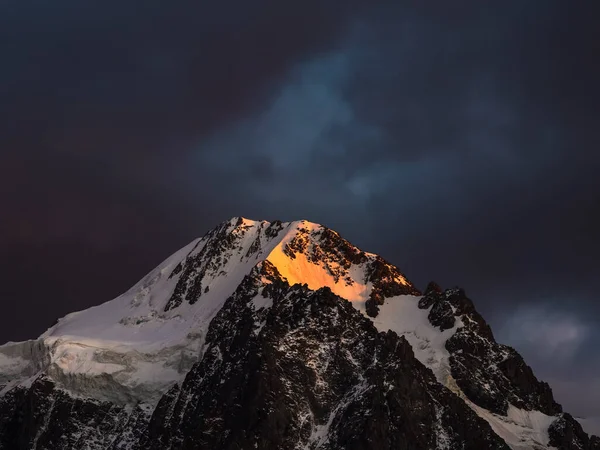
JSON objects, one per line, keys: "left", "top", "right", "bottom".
{"left": 1, "top": 1, "right": 598, "bottom": 417}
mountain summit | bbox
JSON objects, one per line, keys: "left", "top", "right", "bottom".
{"left": 0, "top": 217, "right": 597, "bottom": 449}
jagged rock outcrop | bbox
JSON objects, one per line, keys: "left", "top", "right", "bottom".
{"left": 0, "top": 376, "right": 148, "bottom": 450}
{"left": 549, "top": 413, "right": 600, "bottom": 450}
{"left": 418, "top": 284, "right": 561, "bottom": 417}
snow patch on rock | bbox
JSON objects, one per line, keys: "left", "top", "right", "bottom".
{"left": 368, "top": 294, "right": 461, "bottom": 383}
{"left": 472, "top": 403, "right": 556, "bottom": 450}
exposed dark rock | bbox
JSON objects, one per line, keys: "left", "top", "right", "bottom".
{"left": 264, "top": 220, "right": 284, "bottom": 238}
{"left": 168, "top": 261, "right": 183, "bottom": 279}
{"left": 417, "top": 282, "right": 455, "bottom": 330}
{"left": 444, "top": 288, "right": 494, "bottom": 340}
{"left": 365, "top": 257, "right": 420, "bottom": 319}
{"left": 165, "top": 219, "right": 257, "bottom": 311}
{"left": 428, "top": 301, "right": 455, "bottom": 331}
{"left": 0, "top": 375, "right": 148, "bottom": 450}
{"left": 424, "top": 281, "right": 443, "bottom": 296}
{"left": 549, "top": 413, "right": 600, "bottom": 450}
{"left": 418, "top": 295, "right": 436, "bottom": 310}
{"left": 141, "top": 270, "right": 508, "bottom": 450}
{"left": 443, "top": 288, "right": 561, "bottom": 416}
{"left": 364, "top": 296, "right": 380, "bottom": 317}
{"left": 315, "top": 228, "right": 369, "bottom": 267}
{"left": 245, "top": 234, "right": 262, "bottom": 258}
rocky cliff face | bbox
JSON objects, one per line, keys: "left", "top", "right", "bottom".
{"left": 140, "top": 262, "right": 507, "bottom": 450}
{"left": 0, "top": 218, "right": 597, "bottom": 449}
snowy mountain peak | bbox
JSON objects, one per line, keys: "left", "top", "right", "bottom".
{"left": 162, "top": 217, "right": 418, "bottom": 315}
{"left": 0, "top": 217, "right": 417, "bottom": 405}
{"left": 0, "top": 217, "right": 598, "bottom": 450}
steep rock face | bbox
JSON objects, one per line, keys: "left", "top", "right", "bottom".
{"left": 418, "top": 287, "right": 561, "bottom": 417}
{"left": 549, "top": 414, "right": 600, "bottom": 450}
{"left": 164, "top": 218, "right": 284, "bottom": 311}
{"left": 0, "top": 217, "right": 597, "bottom": 449}
{"left": 141, "top": 263, "right": 508, "bottom": 450}
{"left": 0, "top": 376, "right": 148, "bottom": 450}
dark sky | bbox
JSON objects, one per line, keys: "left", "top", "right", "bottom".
{"left": 1, "top": 1, "right": 599, "bottom": 417}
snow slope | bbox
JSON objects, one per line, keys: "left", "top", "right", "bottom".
{"left": 370, "top": 294, "right": 461, "bottom": 383}
{"left": 465, "top": 398, "right": 556, "bottom": 449}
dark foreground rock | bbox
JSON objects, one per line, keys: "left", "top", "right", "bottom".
{"left": 141, "top": 264, "right": 508, "bottom": 450}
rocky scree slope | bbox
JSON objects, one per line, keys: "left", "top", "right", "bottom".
{"left": 0, "top": 217, "right": 597, "bottom": 450}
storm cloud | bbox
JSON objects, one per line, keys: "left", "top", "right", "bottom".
{"left": 1, "top": 1, "right": 598, "bottom": 417}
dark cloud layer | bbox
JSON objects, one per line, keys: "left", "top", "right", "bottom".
{"left": 1, "top": 2, "right": 598, "bottom": 416}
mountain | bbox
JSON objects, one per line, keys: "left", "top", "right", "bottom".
{"left": 0, "top": 217, "right": 597, "bottom": 450}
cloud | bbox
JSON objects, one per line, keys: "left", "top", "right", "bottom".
{"left": 500, "top": 305, "right": 590, "bottom": 361}
{"left": 496, "top": 303, "right": 600, "bottom": 417}
{"left": 549, "top": 378, "right": 600, "bottom": 419}
{"left": 191, "top": 50, "right": 380, "bottom": 212}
